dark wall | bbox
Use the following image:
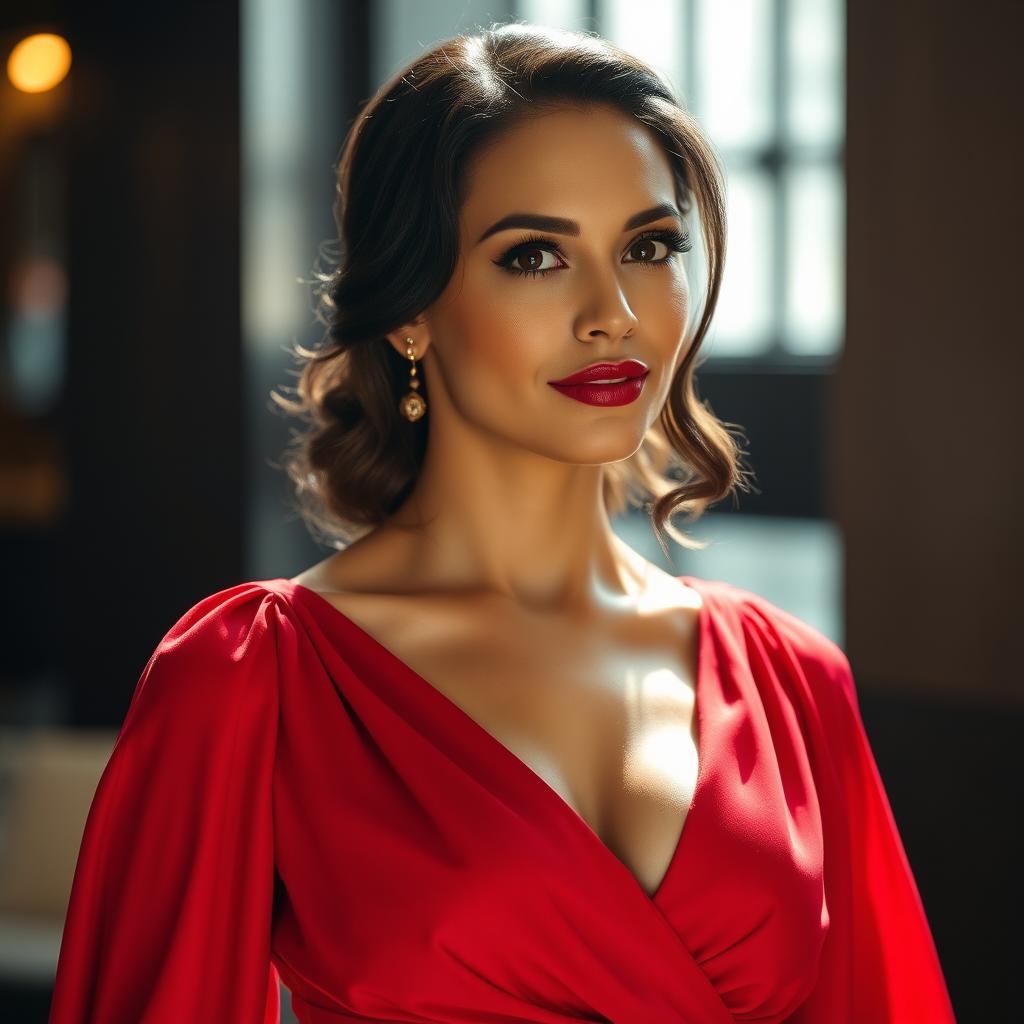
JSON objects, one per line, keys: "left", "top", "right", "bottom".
{"left": 841, "top": 0, "right": 1022, "bottom": 706}
{"left": 841, "top": 1, "right": 1023, "bottom": 1019}
{"left": 57, "top": 3, "right": 243, "bottom": 724}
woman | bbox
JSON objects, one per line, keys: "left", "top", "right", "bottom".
{"left": 49, "top": 21, "right": 956, "bottom": 1024}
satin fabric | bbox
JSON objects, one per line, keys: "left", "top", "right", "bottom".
{"left": 48, "top": 575, "right": 956, "bottom": 1023}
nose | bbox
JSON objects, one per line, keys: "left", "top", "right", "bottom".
{"left": 573, "top": 273, "right": 639, "bottom": 343}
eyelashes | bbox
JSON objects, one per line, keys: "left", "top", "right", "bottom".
{"left": 492, "top": 228, "right": 693, "bottom": 280}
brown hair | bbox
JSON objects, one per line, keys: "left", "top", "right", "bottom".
{"left": 271, "top": 20, "right": 755, "bottom": 559}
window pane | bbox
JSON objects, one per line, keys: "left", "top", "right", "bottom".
{"left": 242, "top": 0, "right": 314, "bottom": 344}
{"left": 709, "top": 167, "right": 774, "bottom": 356}
{"left": 696, "top": 0, "right": 775, "bottom": 150}
{"left": 786, "top": 0, "right": 844, "bottom": 147}
{"left": 600, "top": 0, "right": 686, "bottom": 101}
{"left": 784, "top": 164, "right": 843, "bottom": 355}
{"left": 517, "top": 0, "right": 588, "bottom": 32}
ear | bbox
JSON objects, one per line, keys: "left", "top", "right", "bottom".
{"left": 384, "top": 323, "right": 431, "bottom": 361}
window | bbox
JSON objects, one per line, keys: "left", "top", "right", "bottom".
{"left": 517, "top": 0, "right": 846, "bottom": 364}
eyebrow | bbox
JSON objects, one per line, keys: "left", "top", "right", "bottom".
{"left": 475, "top": 203, "right": 683, "bottom": 244}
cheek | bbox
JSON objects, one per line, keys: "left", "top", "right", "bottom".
{"left": 659, "top": 266, "right": 690, "bottom": 328}
{"left": 657, "top": 271, "right": 691, "bottom": 362}
{"left": 439, "top": 269, "right": 562, "bottom": 385}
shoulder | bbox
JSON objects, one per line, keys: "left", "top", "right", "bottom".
{"left": 696, "top": 576, "right": 856, "bottom": 706}
{"left": 94, "top": 585, "right": 287, "bottom": 866}
{"left": 122, "top": 580, "right": 296, "bottom": 738}
{"left": 151, "top": 579, "right": 295, "bottom": 661}
{"left": 138, "top": 579, "right": 299, "bottom": 685}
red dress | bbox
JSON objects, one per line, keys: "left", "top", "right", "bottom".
{"left": 48, "top": 575, "right": 956, "bottom": 1022}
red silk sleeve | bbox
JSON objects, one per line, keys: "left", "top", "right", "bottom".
{"left": 782, "top": 630, "right": 956, "bottom": 1022}
{"left": 49, "top": 583, "right": 284, "bottom": 1023}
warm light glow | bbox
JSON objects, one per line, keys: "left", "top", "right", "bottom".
{"left": 7, "top": 33, "right": 72, "bottom": 94}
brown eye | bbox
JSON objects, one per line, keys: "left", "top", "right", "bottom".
{"left": 626, "top": 237, "right": 667, "bottom": 263}
{"left": 623, "top": 228, "right": 693, "bottom": 269}
{"left": 494, "top": 236, "right": 568, "bottom": 279}
{"left": 510, "top": 247, "right": 560, "bottom": 274}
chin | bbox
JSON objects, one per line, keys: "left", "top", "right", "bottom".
{"left": 553, "top": 430, "right": 649, "bottom": 467}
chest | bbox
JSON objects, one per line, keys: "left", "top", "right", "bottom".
{"left": 317, "top": 591, "right": 702, "bottom": 898}
{"left": 274, "top": 577, "right": 833, "bottom": 1022}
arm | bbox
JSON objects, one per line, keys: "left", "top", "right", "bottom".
{"left": 785, "top": 639, "right": 956, "bottom": 1022}
{"left": 48, "top": 584, "right": 283, "bottom": 1023}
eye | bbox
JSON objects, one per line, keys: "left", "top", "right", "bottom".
{"left": 493, "top": 235, "right": 567, "bottom": 279}
{"left": 624, "top": 229, "right": 693, "bottom": 268}
{"left": 493, "top": 228, "right": 692, "bottom": 280}
{"left": 625, "top": 232, "right": 673, "bottom": 264}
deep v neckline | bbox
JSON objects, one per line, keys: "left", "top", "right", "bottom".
{"left": 276, "top": 574, "right": 712, "bottom": 904}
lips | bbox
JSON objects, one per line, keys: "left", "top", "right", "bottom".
{"left": 549, "top": 359, "right": 649, "bottom": 386}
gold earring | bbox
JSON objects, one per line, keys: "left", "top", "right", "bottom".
{"left": 398, "top": 336, "right": 426, "bottom": 421}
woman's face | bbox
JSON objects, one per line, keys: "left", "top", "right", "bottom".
{"left": 403, "top": 102, "right": 692, "bottom": 467}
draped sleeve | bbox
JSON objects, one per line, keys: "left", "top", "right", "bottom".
{"left": 749, "top": 595, "right": 957, "bottom": 1023}
{"left": 48, "top": 583, "right": 286, "bottom": 1024}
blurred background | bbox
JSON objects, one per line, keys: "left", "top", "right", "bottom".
{"left": 0, "top": 0, "right": 1019, "bottom": 1020}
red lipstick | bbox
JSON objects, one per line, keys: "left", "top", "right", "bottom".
{"left": 547, "top": 359, "right": 650, "bottom": 407}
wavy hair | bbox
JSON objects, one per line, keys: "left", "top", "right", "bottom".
{"left": 271, "top": 20, "right": 755, "bottom": 559}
